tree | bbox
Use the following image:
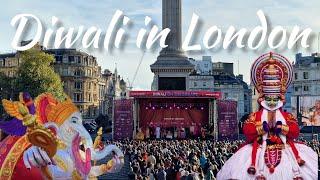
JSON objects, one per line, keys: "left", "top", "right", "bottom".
{"left": 15, "top": 49, "right": 65, "bottom": 100}
{"left": 0, "top": 72, "right": 13, "bottom": 99}
{"left": 0, "top": 72, "right": 14, "bottom": 116}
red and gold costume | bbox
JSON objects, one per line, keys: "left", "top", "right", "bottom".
{"left": 0, "top": 93, "right": 77, "bottom": 179}
{"left": 0, "top": 136, "right": 43, "bottom": 180}
{"left": 217, "top": 52, "right": 318, "bottom": 180}
{"left": 0, "top": 93, "right": 124, "bottom": 179}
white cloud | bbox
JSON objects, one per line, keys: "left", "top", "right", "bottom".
{"left": 1, "top": 0, "right": 320, "bottom": 87}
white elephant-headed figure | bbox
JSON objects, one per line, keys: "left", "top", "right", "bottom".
{"left": 0, "top": 93, "right": 124, "bottom": 180}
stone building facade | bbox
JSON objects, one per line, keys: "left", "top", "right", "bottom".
{"left": 187, "top": 74, "right": 215, "bottom": 91}
{"left": 0, "top": 47, "right": 126, "bottom": 122}
{"left": 189, "top": 56, "right": 213, "bottom": 75}
{"left": 187, "top": 57, "right": 252, "bottom": 121}
{"left": 213, "top": 74, "right": 252, "bottom": 121}
{"left": 292, "top": 53, "right": 320, "bottom": 97}
{"left": 45, "top": 48, "right": 109, "bottom": 120}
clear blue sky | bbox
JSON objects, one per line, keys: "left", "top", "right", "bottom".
{"left": 1, "top": 0, "right": 320, "bottom": 90}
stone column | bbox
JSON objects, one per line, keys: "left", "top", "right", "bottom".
{"left": 150, "top": 0, "right": 194, "bottom": 91}
{"left": 159, "top": 0, "right": 185, "bottom": 58}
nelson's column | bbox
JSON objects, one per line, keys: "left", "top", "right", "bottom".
{"left": 150, "top": 0, "right": 195, "bottom": 90}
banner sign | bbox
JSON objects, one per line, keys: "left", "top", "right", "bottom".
{"left": 113, "top": 99, "right": 134, "bottom": 140}
{"left": 129, "top": 90, "right": 221, "bottom": 98}
{"left": 217, "top": 100, "right": 238, "bottom": 140}
{"left": 291, "top": 96, "right": 320, "bottom": 126}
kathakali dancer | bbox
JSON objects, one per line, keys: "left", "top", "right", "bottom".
{"left": 0, "top": 92, "right": 124, "bottom": 179}
{"left": 217, "top": 52, "right": 318, "bottom": 180}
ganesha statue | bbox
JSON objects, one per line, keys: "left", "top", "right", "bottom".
{"left": 0, "top": 92, "right": 124, "bottom": 179}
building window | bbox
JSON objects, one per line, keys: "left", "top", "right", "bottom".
{"left": 303, "top": 85, "right": 309, "bottom": 91}
{"left": 63, "top": 55, "right": 68, "bottom": 63}
{"left": 303, "top": 72, "right": 309, "bottom": 79}
{"left": 78, "top": 105, "right": 83, "bottom": 113}
{"left": 88, "top": 107, "right": 92, "bottom": 117}
{"left": 73, "top": 93, "right": 82, "bottom": 102}
{"left": 55, "top": 56, "right": 62, "bottom": 63}
{"left": 84, "top": 57, "right": 88, "bottom": 65}
{"left": 203, "top": 82, "right": 207, "bottom": 87}
{"left": 68, "top": 56, "right": 75, "bottom": 63}
{"left": 74, "top": 69, "right": 83, "bottom": 76}
{"left": 88, "top": 82, "right": 91, "bottom": 90}
{"left": 194, "top": 82, "right": 198, "bottom": 87}
{"left": 74, "top": 81, "right": 83, "bottom": 89}
{"left": 74, "top": 56, "right": 80, "bottom": 64}
{"left": 244, "top": 94, "right": 247, "bottom": 100}
{"left": 244, "top": 105, "right": 248, "bottom": 113}
{"left": 62, "top": 81, "right": 66, "bottom": 90}
{"left": 204, "top": 63, "right": 208, "bottom": 68}
{"left": 294, "top": 86, "right": 299, "bottom": 92}
{"left": 88, "top": 93, "right": 92, "bottom": 101}
{"left": 87, "top": 69, "right": 92, "bottom": 77}
{"left": 294, "top": 73, "right": 298, "bottom": 80}
{"left": 62, "top": 67, "right": 68, "bottom": 76}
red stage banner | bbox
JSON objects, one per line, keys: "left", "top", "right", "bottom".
{"left": 129, "top": 90, "right": 221, "bottom": 98}
{"left": 113, "top": 99, "right": 134, "bottom": 140}
{"left": 217, "top": 100, "right": 238, "bottom": 140}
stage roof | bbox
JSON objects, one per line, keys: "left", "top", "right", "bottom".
{"left": 129, "top": 91, "right": 221, "bottom": 99}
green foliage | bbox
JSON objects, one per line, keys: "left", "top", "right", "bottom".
{"left": 0, "top": 72, "right": 14, "bottom": 116}
{"left": 0, "top": 72, "right": 13, "bottom": 99}
{"left": 16, "top": 49, "right": 66, "bottom": 101}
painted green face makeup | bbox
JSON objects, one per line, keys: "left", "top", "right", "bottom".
{"left": 265, "top": 95, "right": 280, "bottom": 108}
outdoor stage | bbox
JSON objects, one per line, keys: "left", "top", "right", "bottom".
{"left": 129, "top": 91, "right": 221, "bottom": 139}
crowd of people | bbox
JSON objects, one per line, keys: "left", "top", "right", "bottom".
{"left": 108, "top": 139, "right": 320, "bottom": 180}
{"left": 110, "top": 139, "right": 242, "bottom": 180}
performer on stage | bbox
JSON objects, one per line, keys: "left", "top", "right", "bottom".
{"left": 217, "top": 52, "right": 318, "bottom": 180}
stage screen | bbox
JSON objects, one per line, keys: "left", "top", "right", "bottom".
{"left": 113, "top": 99, "right": 134, "bottom": 140}
{"left": 139, "top": 98, "right": 209, "bottom": 134}
{"left": 217, "top": 100, "right": 238, "bottom": 140}
{"left": 291, "top": 96, "right": 320, "bottom": 126}
{"left": 158, "top": 77, "right": 186, "bottom": 90}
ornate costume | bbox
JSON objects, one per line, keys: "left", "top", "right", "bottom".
{"left": 0, "top": 93, "right": 124, "bottom": 179}
{"left": 217, "top": 52, "right": 318, "bottom": 180}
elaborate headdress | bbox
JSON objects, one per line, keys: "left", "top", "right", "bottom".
{"left": 251, "top": 52, "right": 293, "bottom": 101}
{"left": 35, "top": 93, "right": 79, "bottom": 126}
{"left": 1, "top": 93, "right": 78, "bottom": 158}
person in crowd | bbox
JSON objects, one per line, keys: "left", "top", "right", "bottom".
{"left": 156, "top": 126, "right": 161, "bottom": 139}
{"left": 146, "top": 126, "right": 150, "bottom": 139}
